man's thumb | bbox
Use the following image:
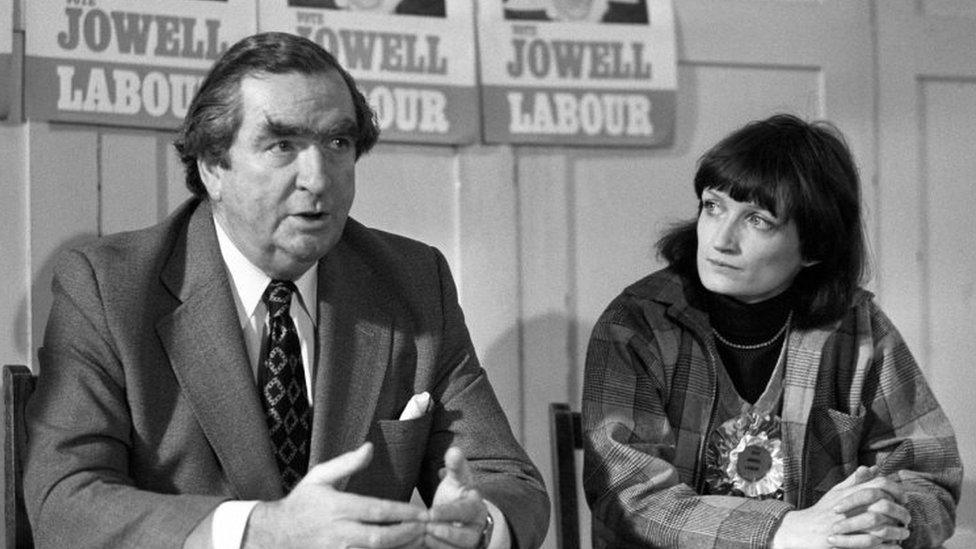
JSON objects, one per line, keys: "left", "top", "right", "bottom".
{"left": 443, "top": 446, "right": 472, "bottom": 485}
{"left": 302, "top": 442, "right": 374, "bottom": 486}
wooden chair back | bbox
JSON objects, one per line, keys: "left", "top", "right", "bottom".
{"left": 4, "top": 364, "right": 35, "bottom": 548}
{"left": 548, "top": 402, "right": 583, "bottom": 549}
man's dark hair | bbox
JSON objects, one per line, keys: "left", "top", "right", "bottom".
{"left": 173, "top": 31, "right": 380, "bottom": 196}
{"left": 657, "top": 113, "right": 868, "bottom": 328}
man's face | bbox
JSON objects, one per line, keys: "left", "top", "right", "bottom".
{"left": 200, "top": 70, "right": 358, "bottom": 280}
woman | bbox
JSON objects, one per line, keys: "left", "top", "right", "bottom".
{"left": 582, "top": 114, "right": 961, "bottom": 548}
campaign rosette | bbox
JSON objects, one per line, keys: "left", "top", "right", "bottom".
{"left": 705, "top": 411, "right": 785, "bottom": 500}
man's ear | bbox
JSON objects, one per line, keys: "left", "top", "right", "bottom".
{"left": 197, "top": 158, "right": 223, "bottom": 201}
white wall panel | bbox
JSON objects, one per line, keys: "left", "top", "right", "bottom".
{"left": 0, "top": 124, "right": 30, "bottom": 367}
{"left": 101, "top": 132, "right": 159, "bottom": 235}
{"left": 920, "top": 79, "right": 976, "bottom": 543}
{"left": 352, "top": 144, "right": 457, "bottom": 266}
{"left": 516, "top": 151, "right": 575, "bottom": 516}
{"left": 457, "top": 146, "right": 522, "bottom": 436}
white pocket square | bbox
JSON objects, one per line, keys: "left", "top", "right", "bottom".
{"left": 398, "top": 391, "right": 431, "bottom": 420}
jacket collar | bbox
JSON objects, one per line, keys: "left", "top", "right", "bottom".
{"left": 625, "top": 268, "right": 713, "bottom": 339}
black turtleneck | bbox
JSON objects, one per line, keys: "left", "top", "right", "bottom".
{"left": 707, "top": 289, "right": 794, "bottom": 404}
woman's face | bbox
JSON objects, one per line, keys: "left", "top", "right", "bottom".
{"left": 696, "top": 188, "right": 812, "bottom": 303}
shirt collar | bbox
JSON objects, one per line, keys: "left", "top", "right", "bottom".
{"left": 213, "top": 217, "right": 317, "bottom": 324}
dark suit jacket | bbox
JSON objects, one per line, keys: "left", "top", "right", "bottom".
{"left": 24, "top": 199, "right": 549, "bottom": 548}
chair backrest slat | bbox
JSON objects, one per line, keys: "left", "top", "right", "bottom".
{"left": 549, "top": 402, "right": 582, "bottom": 549}
{"left": 4, "top": 364, "right": 36, "bottom": 549}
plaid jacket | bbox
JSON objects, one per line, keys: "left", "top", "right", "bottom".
{"left": 582, "top": 268, "right": 961, "bottom": 548}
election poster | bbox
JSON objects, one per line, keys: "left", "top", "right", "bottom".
{"left": 258, "top": 0, "right": 479, "bottom": 145}
{"left": 478, "top": 0, "right": 677, "bottom": 147}
{"left": 25, "top": 0, "right": 256, "bottom": 129}
{"left": 0, "top": 0, "right": 12, "bottom": 120}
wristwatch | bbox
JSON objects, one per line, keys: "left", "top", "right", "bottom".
{"left": 476, "top": 510, "right": 494, "bottom": 549}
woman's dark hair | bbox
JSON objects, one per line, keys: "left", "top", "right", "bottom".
{"left": 657, "top": 113, "right": 868, "bottom": 328}
{"left": 173, "top": 32, "right": 380, "bottom": 196}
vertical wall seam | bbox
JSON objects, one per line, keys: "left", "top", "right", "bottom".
{"left": 18, "top": 27, "right": 32, "bottom": 370}
{"left": 23, "top": 122, "right": 32, "bottom": 371}
{"left": 916, "top": 78, "right": 932, "bottom": 373}
{"left": 869, "top": 0, "right": 883, "bottom": 296}
{"left": 96, "top": 132, "right": 103, "bottom": 237}
{"left": 451, "top": 147, "right": 463, "bottom": 294}
{"left": 564, "top": 155, "right": 579, "bottom": 405}
{"left": 512, "top": 146, "right": 527, "bottom": 444}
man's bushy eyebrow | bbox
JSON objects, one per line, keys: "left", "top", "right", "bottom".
{"left": 259, "top": 115, "right": 358, "bottom": 142}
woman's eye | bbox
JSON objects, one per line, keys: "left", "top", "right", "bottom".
{"left": 748, "top": 214, "right": 774, "bottom": 230}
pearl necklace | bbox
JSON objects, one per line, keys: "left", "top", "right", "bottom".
{"left": 712, "top": 311, "right": 793, "bottom": 350}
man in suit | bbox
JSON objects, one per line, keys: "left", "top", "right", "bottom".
{"left": 24, "top": 32, "right": 549, "bottom": 549}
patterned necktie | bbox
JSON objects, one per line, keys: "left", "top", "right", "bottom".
{"left": 258, "top": 280, "right": 311, "bottom": 492}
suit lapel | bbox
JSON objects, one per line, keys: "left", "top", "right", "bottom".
{"left": 156, "top": 203, "right": 282, "bottom": 500}
{"left": 308, "top": 240, "right": 393, "bottom": 491}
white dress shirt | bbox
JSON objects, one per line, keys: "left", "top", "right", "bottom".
{"left": 209, "top": 218, "right": 318, "bottom": 549}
